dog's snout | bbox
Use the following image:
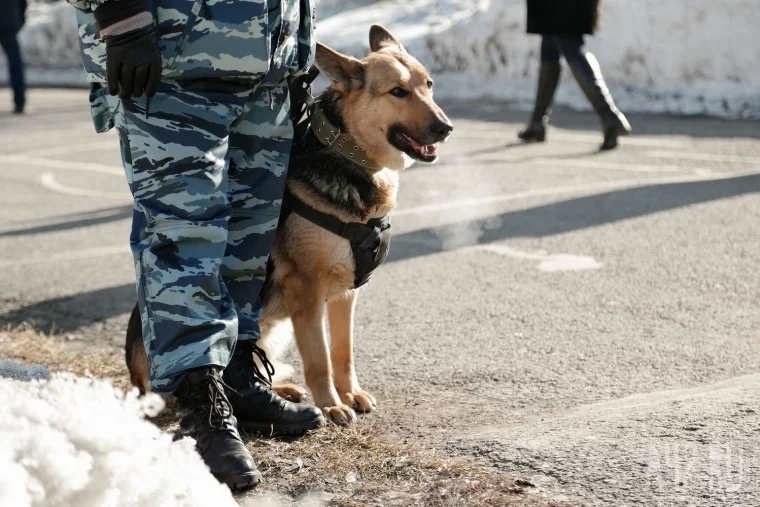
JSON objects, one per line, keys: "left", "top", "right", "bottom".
{"left": 429, "top": 118, "right": 454, "bottom": 139}
{"left": 430, "top": 118, "right": 454, "bottom": 139}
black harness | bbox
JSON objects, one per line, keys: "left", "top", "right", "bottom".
{"left": 284, "top": 69, "right": 392, "bottom": 289}
{"left": 281, "top": 190, "right": 391, "bottom": 288}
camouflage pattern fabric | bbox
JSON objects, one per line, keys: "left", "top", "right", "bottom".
{"left": 108, "top": 78, "right": 293, "bottom": 395}
{"left": 70, "top": 0, "right": 315, "bottom": 128}
{"left": 66, "top": 0, "right": 316, "bottom": 395}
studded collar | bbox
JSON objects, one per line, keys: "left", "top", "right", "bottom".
{"left": 310, "top": 105, "right": 383, "bottom": 171}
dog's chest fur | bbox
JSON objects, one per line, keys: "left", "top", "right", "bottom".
{"left": 260, "top": 95, "right": 398, "bottom": 321}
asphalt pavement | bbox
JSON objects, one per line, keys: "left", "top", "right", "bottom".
{"left": 1, "top": 89, "right": 759, "bottom": 506}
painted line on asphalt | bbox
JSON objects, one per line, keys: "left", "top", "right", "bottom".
{"left": 476, "top": 244, "right": 604, "bottom": 272}
{"left": 0, "top": 245, "right": 130, "bottom": 269}
{"left": 40, "top": 173, "right": 129, "bottom": 199}
{"left": 645, "top": 150, "right": 760, "bottom": 164}
{"left": 393, "top": 169, "right": 758, "bottom": 217}
{"left": 4, "top": 155, "right": 123, "bottom": 175}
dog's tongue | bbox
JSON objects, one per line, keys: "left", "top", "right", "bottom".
{"left": 404, "top": 134, "right": 438, "bottom": 157}
{"left": 424, "top": 144, "right": 438, "bottom": 156}
{"left": 407, "top": 136, "right": 424, "bottom": 151}
{"left": 407, "top": 136, "right": 438, "bottom": 156}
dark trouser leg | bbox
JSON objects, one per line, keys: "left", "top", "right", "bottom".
{"left": 0, "top": 33, "right": 26, "bottom": 112}
{"left": 109, "top": 85, "right": 261, "bottom": 490}
{"left": 555, "top": 35, "right": 631, "bottom": 150}
{"left": 519, "top": 36, "right": 562, "bottom": 143}
{"left": 220, "top": 81, "right": 324, "bottom": 436}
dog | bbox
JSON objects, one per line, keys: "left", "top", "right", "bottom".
{"left": 125, "top": 25, "right": 453, "bottom": 424}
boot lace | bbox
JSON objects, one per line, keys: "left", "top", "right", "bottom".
{"left": 248, "top": 343, "right": 276, "bottom": 387}
{"left": 186, "top": 373, "right": 235, "bottom": 431}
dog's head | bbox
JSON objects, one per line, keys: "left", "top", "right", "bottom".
{"left": 315, "top": 25, "right": 453, "bottom": 171}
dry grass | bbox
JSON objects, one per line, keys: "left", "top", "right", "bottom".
{"left": 243, "top": 422, "right": 564, "bottom": 507}
{"left": 0, "top": 323, "right": 130, "bottom": 390}
{"left": 0, "top": 325, "right": 567, "bottom": 507}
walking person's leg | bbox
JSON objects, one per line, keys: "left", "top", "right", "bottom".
{"left": 0, "top": 33, "right": 26, "bottom": 113}
{"left": 555, "top": 35, "right": 631, "bottom": 150}
{"left": 519, "top": 35, "right": 561, "bottom": 142}
{"left": 111, "top": 83, "right": 261, "bottom": 489}
{"left": 220, "top": 81, "right": 324, "bottom": 435}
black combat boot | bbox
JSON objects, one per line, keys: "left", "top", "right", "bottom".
{"left": 174, "top": 368, "right": 261, "bottom": 490}
{"left": 567, "top": 51, "right": 632, "bottom": 150}
{"left": 223, "top": 341, "right": 325, "bottom": 436}
{"left": 519, "top": 60, "right": 561, "bottom": 143}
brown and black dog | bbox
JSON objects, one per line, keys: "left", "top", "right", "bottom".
{"left": 126, "top": 25, "right": 452, "bottom": 425}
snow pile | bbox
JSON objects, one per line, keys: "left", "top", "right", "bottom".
{"left": 0, "top": 358, "right": 50, "bottom": 381}
{"left": 316, "top": 0, "right": 760, "bottom": 118}
{"left": 0, "top": 364, "right": 238, "bottom": 507}
{"left": 0, "top": 1, "right": 86, "bottom": 87}
{"left": 3, "top": 0, "right": 759, "bottom": 118}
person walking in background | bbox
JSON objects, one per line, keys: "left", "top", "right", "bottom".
{"left": 0, "top": 0, "right": 27, "bottom": 114}
{"left": 519, "top": 0, "right": 631, "bottom": 150}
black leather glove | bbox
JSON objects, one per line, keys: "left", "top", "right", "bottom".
{"left": 105, "top": 25, "right": 162, "bottom": 99}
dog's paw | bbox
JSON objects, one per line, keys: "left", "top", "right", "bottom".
{"left": 340, "top": 390, "right": 377, "bottom": 413}
{"left": 321, "top": 404, "right": 356, "bottom": 426}
{"left": 273, "top": 383, "right": 307, "bottom": 402}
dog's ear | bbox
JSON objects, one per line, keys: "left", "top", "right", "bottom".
{"left": 315, "top": 43, "right": 365, "bottom": 93}
{"left": 369, "top": 24, "right": 404, "bottom": 52}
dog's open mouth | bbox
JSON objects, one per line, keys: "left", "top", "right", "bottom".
{"left": 389, "top": 128, "right": 439, "bottom": 163}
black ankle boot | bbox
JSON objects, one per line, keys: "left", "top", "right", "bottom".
{"left": 519, "top": 60, "right": 561, "bottom": 143}
{"left": 175, "top": 368, "right": 261, "bottom": 490}
{"left": 518, "top": 123, "right": 546, "bottom": 142}
{"left": 600, "top": 114, "right": 630, "bottom": 150}
{"left": 566, "top": 51, "right": 631, "bottom": 150}
{"left": 223, "top": 341, "right": 325, "bottom": 436}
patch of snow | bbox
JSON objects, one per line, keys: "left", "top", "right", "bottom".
{"left": 0, "top": 2, "right": 85, "bottom": 86}
{"left": 0, "top": 363, "right": 238, "bottom": 507}
{"left": 0, "top": 358, "right": 50, "bottom": 381}
{"left": 3, "top": 0, "right": 759, "bottom": 118}
{"left": 316, "top": 0, "right": 760, "bottom": 119}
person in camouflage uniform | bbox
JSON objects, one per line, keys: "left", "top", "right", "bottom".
{"left": 66, "top": 0, "right": 325, "bottom": 489}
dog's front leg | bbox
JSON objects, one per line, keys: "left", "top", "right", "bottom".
{"left": 328, "top": 290, "right": 377, "bottom": 413}
{"left": 284, "top": 277, "right": 356, "bottom": 425}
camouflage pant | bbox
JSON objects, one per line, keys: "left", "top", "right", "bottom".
{"left": 110, "top": 80, "right": 292, "bottom": 395}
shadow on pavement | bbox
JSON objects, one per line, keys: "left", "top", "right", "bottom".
{"left": 442, "top": 101, "right": 760, "bottom": 140}
{"left": 389, "top": 172, "right": 760, "bottom": 263}
{"left": 4, "top": 173, "right": 758, "bottom": 334}
{"left": 0, "top": 284, "right": 135, "bottom": 335}
{"left": 0, "top": 206, "right": 132, "bottom": 237}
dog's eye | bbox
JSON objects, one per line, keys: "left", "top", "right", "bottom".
{"left": 389, "top": 87, "right": 409, "bottom": 98}
{"left": 426, "top": 80, "right": 434, "bottom": 89}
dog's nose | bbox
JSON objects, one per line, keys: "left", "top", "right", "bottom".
{"left": 429, "top": 119, "right": 454, "bottom": 139}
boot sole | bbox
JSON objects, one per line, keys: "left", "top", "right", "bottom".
{"left": 215, "top": 470, "right": 263, "bottom": 491}
{"left": 517, "top": 132, "right": 546, "bottom": 143}
{"left": 239, "top": 415, "right": 326, "bottom": 437}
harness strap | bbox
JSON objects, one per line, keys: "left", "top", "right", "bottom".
{"left": 283, "top": 190, "right": 391, "bottom": 288}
